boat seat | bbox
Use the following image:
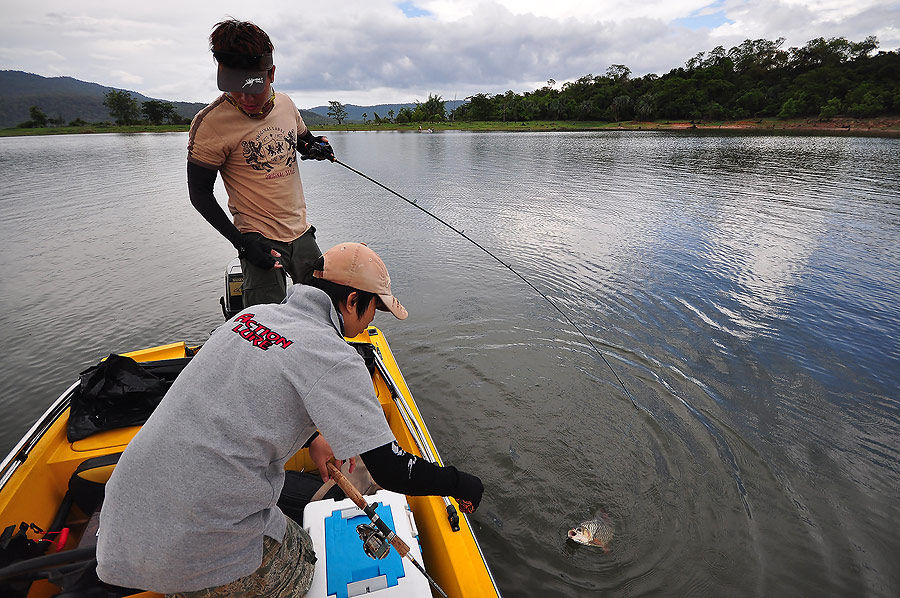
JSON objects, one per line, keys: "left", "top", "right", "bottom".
{"left": 69, "top": 453, "right": 122, "bottom": 517}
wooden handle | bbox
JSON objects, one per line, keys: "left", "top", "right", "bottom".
{"left": 326, "top": 461, "right": 366, "bottom": 508}
{"left": 325, "top": 461, "right": 411, "bottom": 556}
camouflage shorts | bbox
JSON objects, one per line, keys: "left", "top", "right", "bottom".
{"left": 167, "top": 517, "right": 317, "bottom": 598}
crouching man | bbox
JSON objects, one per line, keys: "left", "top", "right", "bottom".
{"left": 96, "top": 242, "right": 483, "bottom": 598}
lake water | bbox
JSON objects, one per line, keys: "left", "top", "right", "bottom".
{"left": 1, "top": 130, "right": 898, "bottom": 597}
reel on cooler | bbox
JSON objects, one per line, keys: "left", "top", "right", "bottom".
{"left": 356, "top": 523, "right": 390, "bottom": 560}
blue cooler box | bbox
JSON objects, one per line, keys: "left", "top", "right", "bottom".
{"left": 303, "top": 489, "right": 432, "bottom": 598}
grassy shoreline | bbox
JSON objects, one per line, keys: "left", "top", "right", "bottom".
{"left": 3, "top": 117, "right": 898, "bottom": 138}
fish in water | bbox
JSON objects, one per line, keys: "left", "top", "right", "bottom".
{"left": 567, "top": 513, "right": 613, "bottom": 552}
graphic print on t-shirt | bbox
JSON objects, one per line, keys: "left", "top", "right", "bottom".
{"left": 231, "top": 312, "right": 295, "bottom": 351}
{"left": 241, "top": 127, "right": 297, "bottom": 173}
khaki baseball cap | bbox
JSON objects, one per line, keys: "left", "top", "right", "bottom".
{"left": 313, "top": 243, "right": 408, "bottom": 320}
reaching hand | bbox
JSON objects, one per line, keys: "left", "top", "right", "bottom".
{"left": 453, "top": 470, "right": 484, "bottom": 514}
{"left": 300, "top": 136, "right": 335, "bottom": 161}
{"left": 238, "top": 236, "right": 282, "bottom": 270}
{"left": 309, "top": 434, "right": 356, "bottom": 482}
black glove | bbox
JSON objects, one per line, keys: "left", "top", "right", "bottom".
{"left": 453, "top": 470, "right": 484, "bottom": 514}
{"left": 237, "top": 236, "right": 279, "bottom": 270}
{"left": 300, "top": 137, "right": 335, "bottom": 161}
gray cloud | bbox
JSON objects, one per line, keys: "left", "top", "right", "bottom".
{"left": 1, "top": 1, "right": 897, "bottom": 107}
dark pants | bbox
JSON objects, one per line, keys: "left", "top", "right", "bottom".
{"left": 240, "top": 226, "right": 320, "bottom": 308}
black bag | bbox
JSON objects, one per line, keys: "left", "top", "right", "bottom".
{"left": 66, "top": 355, "right": 190, "bottom": 442}
{"left": 277, "top": 471, "right": 344, "bottom": 525}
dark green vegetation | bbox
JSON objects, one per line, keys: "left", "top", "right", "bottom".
{"left": 449, "top": 36, "right": 899, "bottom": 123}
{"left": 10, "top": 89, "right": 191, "bottom": 129}
{"left": 0, "top": 71, "right": 206, "bottom": 128}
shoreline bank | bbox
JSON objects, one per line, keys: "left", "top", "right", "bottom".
{"left": 3, "top": 116, "right": 898, "bottom": 138}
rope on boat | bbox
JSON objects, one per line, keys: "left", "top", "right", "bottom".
{"left": 333, "top": 158, "right": 645, "bottom": 413}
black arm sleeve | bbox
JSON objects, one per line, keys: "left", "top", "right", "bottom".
{"left": 361, "top": 442, "right": 459, "bottom": 497}
{"left": 299, "top": 129, "right": 317, "bottom": 145}
{"left": 187, "top": 161, "right": 243, "bottom": 248}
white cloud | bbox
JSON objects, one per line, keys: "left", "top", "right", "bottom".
{"left": 1, "top": 1, "right": 897, "bottom": 107}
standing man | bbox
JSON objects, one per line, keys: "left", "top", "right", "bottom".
{"left": 187, "top": 19, "right": 335, "bottom": 307}
{"left": 96, "top": 242, "right": 484, "bottom": 597}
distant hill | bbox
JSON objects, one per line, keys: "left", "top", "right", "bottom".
{"left": 307, "top": 100, "right": 467, "bottom": 124}
{"left": 0, "top": 70, "right": 329, "bottom": 128}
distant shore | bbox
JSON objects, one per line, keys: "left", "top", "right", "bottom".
{"left": 2, "top": 116, "right": 898, "bottom": 138}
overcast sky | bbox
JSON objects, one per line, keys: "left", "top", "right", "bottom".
{"left": 2, "top": 1, "right": 898, "bottom": 109}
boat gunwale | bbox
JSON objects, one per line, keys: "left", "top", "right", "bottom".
{"left": 0, "top": 381, "right": 79, "bottom": 491}
{"left": 361, "top": 330, "right": 503, "bottom": 597}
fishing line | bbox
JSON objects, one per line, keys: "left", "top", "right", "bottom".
{"left": 332, "top": 158, "right": 645, "bottom": 413}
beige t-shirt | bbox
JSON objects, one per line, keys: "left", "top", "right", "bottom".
{"left": 187, "top": 92, "right": 311, "bottom": 242}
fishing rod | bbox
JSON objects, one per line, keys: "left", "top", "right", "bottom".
{"left": 328, "top": 155, "right": 643, "bottom": 413}
{"left": 325, "top": 462, "right": 449, "bottom": 598}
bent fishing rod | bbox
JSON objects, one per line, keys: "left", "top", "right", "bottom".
{"left": 327, "top": 154, "right": 644, "bottom": 413}
{"left": 326, "top": 462, "right": 449, "bottom": 598}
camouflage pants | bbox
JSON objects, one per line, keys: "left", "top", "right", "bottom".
{"left": 166, "top": 518, "right": 316, "bottom": 598}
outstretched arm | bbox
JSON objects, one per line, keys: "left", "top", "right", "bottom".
{"left": 361, "top": 441, "right": 483, "bottom": 513}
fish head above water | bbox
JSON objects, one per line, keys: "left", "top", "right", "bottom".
{"left": 567, "top": 525, "right": 594, "bottom": 544}
{"left": 567, "top": 515, "right": 613, "bottom": 552}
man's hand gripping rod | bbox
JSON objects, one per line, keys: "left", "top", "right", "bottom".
{"left": 325, "top": 462, "right": 449, "bottom": 598}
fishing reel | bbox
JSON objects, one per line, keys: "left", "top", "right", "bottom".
{"left": 300, "top": 140, "right": 334, "bottom": 161}
{"left": 356, "top": 523, "right": 391, "bottom": 560}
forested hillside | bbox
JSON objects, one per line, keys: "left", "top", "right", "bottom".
{"left": 0, "top": 71, "right": 330, "bottom": 128}
{"left": 451, "top": 36, "right": 899, "bottom": 122}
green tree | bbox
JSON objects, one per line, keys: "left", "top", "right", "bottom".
{"left": 387, "top": 109, "right": 395, "bottom": 123}
{"left": 606, "top": 64, "right": 631, "bottom": 81}
{"left": 453, "top": 93, "right": 494, "bottom": 120}
{"left": 847, "top": 91, "right": 886, "bottom": 117}
{"left": 327, "top": 101, "right": 348, "bottom": 124}
{"left": 395, "top": 107, "right": 414, "bottom": 123}
{"left": 361, "top": 112, "right": 368, "bottom": 123}
{"left": 104, "top": 90, "right": 140, "bottom": 125}
{"left": 419, "top": 94, "right": 446, "bottom": 121}
{"left": 29, "top": 106, "right": 48, "bottom": 127}
{"left": 141, "top": 100, "right": 176, "bottom": 125}
{"left": 778, "top": 92, "right": 807, "bottom": 119}
{"left": 635, "top": 93, "right": 656, "bottom": 120}
{"left": 610, "top": 95, "right": 633, "bottom": 121}
{"left": 818, "top": 97, "right": 842, "bottom": 119}
{"left": 849, "top": 36, "right": 879, "bottom": 60}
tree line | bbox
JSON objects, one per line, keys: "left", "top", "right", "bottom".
{"left": 452, "top": 36, "right": 898, "bottom": 123}
{"left": 326, "top": 94, "right": 448, "bottom": 125}
{"left": 17, "top": 90, "right": 191, "bottom": 128}
{"left": 326, "top": 36, "right": 896, "bottom": 125}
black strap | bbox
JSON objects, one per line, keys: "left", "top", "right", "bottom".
{"left": 0, "top": 546, "right": 96, "bottom": 581}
